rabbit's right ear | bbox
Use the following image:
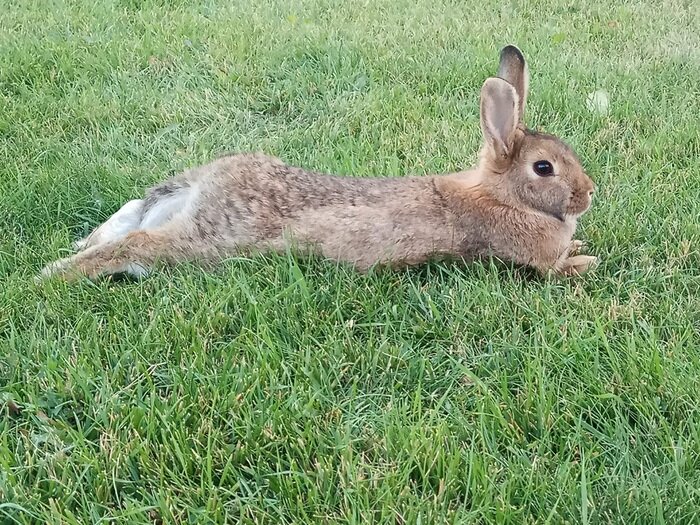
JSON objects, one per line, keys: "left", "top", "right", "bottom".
{"left": 497, "top": 45, "right": 529, "bottom": 121}
{"left": 480, "top": 77, "right": 519, "bottom": 159}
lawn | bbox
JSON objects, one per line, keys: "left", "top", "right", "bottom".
{"left": 1, "top": 0, "right": 699, "bottom": 523}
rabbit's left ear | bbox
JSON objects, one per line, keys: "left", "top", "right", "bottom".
{"left": 480, "top": 77, "right": 519, "bottom": 159}
{"left": 497, "top": 45, "right": 529, "bottom": 121}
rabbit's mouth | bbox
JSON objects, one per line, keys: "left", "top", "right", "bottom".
{"left": 567, "top": 191, "right": 593, "bottom": 217}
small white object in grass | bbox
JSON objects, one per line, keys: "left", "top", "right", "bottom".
{"left": 586, "top": 90, "right": 610, "bottom": 115}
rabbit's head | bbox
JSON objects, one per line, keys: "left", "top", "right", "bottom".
{"left": 478, "top": 46, "right": 595, "bottom": 222}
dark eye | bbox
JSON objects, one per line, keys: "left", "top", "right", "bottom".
{"left": 533, "top": 160, "right": 554, "bottom": 177}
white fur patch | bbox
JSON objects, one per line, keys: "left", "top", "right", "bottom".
{"left": 79, "top": 199, "right": 145, "bottom": 250}
{"left": 122, "top": 262, "right": 150, "bottom": 278}
{"left": 140, "top": 184, "right": 199, "bottom": 230}
{"left": 37, "top": 257, "right": 72, "bottom": 281}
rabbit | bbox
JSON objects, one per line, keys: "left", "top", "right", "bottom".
{"left": 38, "top": 45, "right": 597, "bottom": 282}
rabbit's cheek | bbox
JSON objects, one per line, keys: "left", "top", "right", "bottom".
{"left": 542, "top": 185, "right": 568, "bottom": 217}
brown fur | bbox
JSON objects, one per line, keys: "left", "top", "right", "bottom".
{"left": 39, "top": 46, "right": 597, "bottom": 282}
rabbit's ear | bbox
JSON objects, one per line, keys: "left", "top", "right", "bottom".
{"left": 497, "top": 45, "right": 529, "bottom": 121}
{"left": 480, "top": 77, "right": 519, "bottom": 159}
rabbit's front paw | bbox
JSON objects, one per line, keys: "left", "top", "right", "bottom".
{"left": 567, "top": 239, "right": 584, "bottom": 256}
{"left": 559, "top": 254, "right": 599, "bottom": 276}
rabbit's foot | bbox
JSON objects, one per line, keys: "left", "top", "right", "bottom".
{"left": 558, "top": 254, "right": 599, "bottom": 276}
{"left": 37, "top": 237, "right": 153, "bottom": 282}
{"left": 37, "top": 254, "right": 150, "bottom": 282}
{"left": 37, "top": 256, "right": 83, "bottom": 282}
{"left": 549, "top": 240, "right": 597, "bottom": 276}
{"left": 567, "top": 239, "right": 584, "bottom": 256}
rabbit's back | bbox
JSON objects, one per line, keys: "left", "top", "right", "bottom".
{"left": 144, "top": 153, "right": 464, "bottom": 266}
{"left": 161, "top": 152, "right": 424, "bottom": 218}
{"left": 193, "top": 152, "right": 415, "bottom": 209}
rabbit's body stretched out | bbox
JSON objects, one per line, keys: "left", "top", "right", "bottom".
{"left": 40, "top": 46, "right": 597, "bottom": 281}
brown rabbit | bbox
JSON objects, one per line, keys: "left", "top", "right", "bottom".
{"left": 39, "top": 45, "right": 597, "bottom": 282}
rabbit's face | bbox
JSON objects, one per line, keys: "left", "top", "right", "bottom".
{"left": 506, "top": 130, "right": 595, "bottom": 221}
{"left": 479, "top": 45, "right": 596, "bottom": 223}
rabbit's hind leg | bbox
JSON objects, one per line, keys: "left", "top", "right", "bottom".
{"left": 72, "top": 180, "right": 196, "bottom": 253}
{"left": 73, "top": 199, "right": 145, "bottom": 252}
{"left": 39, "top": 229, "right": 200, "bottom": 282}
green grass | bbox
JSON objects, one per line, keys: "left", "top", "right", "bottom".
{"left": 1, "top": 0, "right": 699, "bottom": 523}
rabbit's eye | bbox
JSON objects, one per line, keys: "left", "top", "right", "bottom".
{"left": 533, "top": 160, "right": 554, "bottom": 176}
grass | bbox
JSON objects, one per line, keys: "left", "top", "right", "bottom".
{"left": 1, "top": 0, "right": 699, "bottom": 522}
